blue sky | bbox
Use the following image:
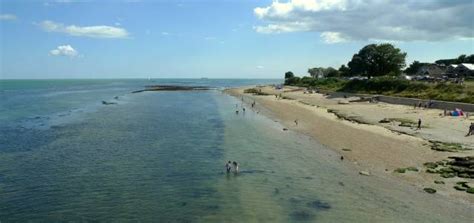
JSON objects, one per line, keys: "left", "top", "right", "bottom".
{"left": 1, "top": 0, "right": 473, "bottom": 79}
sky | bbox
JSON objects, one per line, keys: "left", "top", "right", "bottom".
{"left": 0, "top": 0, "right": 473, "bottom": 79}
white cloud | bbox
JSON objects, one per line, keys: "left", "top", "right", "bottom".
{"left": 50, "top": 45, "right": 78, "bottom": 57}
{"left": 320, "top": 32, "right": 347, "bottom": 43}
{"left": 254, "top": 0, "right": 474, "bottom": 42}
{"left": 253, "top": 22, "right": 311, "bottom": 34}
{"left": 0, "top": 14, "right": 17, "bottom": 21}
{"left": 39, "top": 20, "right": 129, "bottom": 38}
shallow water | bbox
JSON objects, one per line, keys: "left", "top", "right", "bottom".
{"left": 0, "top": 80, "right": 472, "bottom": 222}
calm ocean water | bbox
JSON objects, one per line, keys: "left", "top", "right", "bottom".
{"left": 0, "top": 79, "right": 472, "bottom": 222}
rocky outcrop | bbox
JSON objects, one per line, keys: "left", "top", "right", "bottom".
{"left": 132, "top": 85, "right": 211, "bottom": 93}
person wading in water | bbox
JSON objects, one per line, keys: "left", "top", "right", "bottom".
{"left": 225, "top": 161, "right": 232, "bottom": 173}
{"left": 232, "top": 161, "right": 239, "bottom": 173}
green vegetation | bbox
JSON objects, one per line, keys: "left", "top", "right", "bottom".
{"left": 423, "top": 188, "right": 437, "bottom": 194}
{"left": 283, "top": 43, "right": 474, "bottom": 103}
{"left": 435, "top": 54, "right": 474, "bottom": 66}
{"left": 243, "top": 88, "right": 270, "bottom": 95}
{"left": 285, "top": 76, "right": 474, "bottom": 103}
{"left": 434, "top": 180, "right": 445, "bottom": 184}
{"left": 425, "top": 156, "right": 474, "bottom": 179}
{"left": 431, "top": 142, "right": 466, "bottom": 152}
{"left": 405, "top": 61, "right": 429, "bottom": 75}
{"left": 394, "top": 167, "right": 419, "bottom": 173}
{"left": 348, "top": 43, "right": 407, "bottom": 78}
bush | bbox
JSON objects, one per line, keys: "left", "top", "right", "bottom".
{"left": 285, "top": 76, "right": 301, "bottom": 85}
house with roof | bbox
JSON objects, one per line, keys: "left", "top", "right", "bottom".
{"left": 416, "top": 63, "right": 446, "bottom": 77}
{"left": 447, "top": 63, "right": 474, "bottom": 78}
{"left": 455, "top": 63, "right": 474, "bottom": 78}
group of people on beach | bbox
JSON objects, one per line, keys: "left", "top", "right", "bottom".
{"left": 225, "top": 161, "right": 239, "bottom": 174}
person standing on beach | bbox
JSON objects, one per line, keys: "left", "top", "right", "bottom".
{"left": 416, "top": 118, "right": 422, "bottom": 130}
{"left": 466, "top": 123, "right": 474, "bottom": 136}
{"left": 294, "top": 119, "right": 298, "bottom": 126}
{"left": 225, "top": 161, "right": 232, "bottom": 173}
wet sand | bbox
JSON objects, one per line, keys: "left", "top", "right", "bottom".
{"left": 225, "top": 86, "right": 474, "bottom": 204}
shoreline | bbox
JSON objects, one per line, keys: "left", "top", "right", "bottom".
{"left": 225, "top": 86, "right": 474, "bottom": 204}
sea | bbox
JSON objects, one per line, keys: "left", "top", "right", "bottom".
{"left": 0, "top": 79, "right": 472, "bottom": 222}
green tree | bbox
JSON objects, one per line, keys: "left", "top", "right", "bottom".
{"left": 348, "top": 43, "right": 407, "bottom": 78}
{"left": 405, "top": 60, "right": 428, "bottom": 75}
{"left": 308, "top": 67, "right": 325, "bottom": 78}
{"left": 456, "top": 54, "right": 467, "bottom": 63}
{"left": 338, "top": 65, "right": 351, "bottom": 77}
{"left": 308, "top": 67, "right": 339, "bottom": 78}
{"left": 284, "top": 71, "right": 295, "bottom": 79}
{"left": 284, "top": 76, "right": 300, "bottom": 85}
{"left": 466, "top": 55, "right": 474, "bottom": 63}
{"left": 325, "top": 67, "right": 340, "bottom": 77}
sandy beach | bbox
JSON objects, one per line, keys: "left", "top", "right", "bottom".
{"left": 226, "top": 86, "right": 474, "bottom": 204}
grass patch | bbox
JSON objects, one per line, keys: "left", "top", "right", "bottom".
{"left": 431, "top": 142, "right": 466, "bottom": 152}
{"left": 244, "top": 88, "right": 270, "bottom": 95}
{"left": 394, "top": 167, "right": 419, "bottom": 173}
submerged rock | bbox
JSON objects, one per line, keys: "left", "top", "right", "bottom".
{"left": 102, "top": 100, "right": 117, "bottom": 105}
{"left": 290, "top": 211, "right": 314, "bottom": 221}
{"left": 132, "top": 85, "right": 211, "bottom": 93}
{"left": 273, "top": 188, "right": 280, "bottom": 195}
{"left": 307, "top": 200, "right": 331, "bottom": 210}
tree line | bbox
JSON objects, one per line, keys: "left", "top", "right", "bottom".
{"left": 284, "top": 43, "right": 472, "bottom": 84}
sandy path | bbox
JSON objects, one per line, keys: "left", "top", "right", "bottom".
{"left": 226, "top": 87, "right": 474, "bottom": 204}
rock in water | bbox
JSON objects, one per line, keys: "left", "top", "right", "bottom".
{"left": 307, "top": 200, "right": 331, "bottom": 210}
{"left": 290, "top": 211, "right": 314, "bottom": 221}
